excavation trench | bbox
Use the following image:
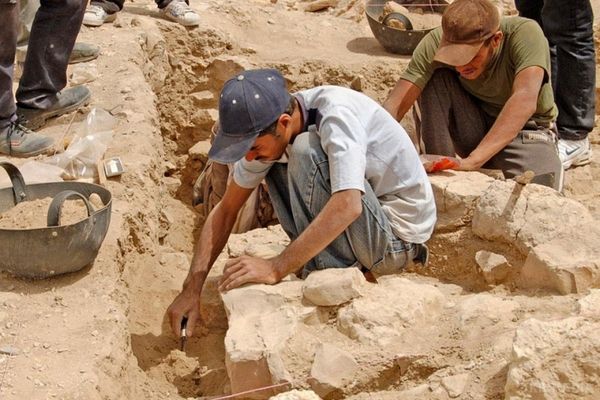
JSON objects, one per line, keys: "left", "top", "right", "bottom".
{"left": 120, "top": 20, "right": 536, "bottom": 400}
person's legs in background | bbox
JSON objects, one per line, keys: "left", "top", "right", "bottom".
{"left": 17, "top": 0, "right": 98, "bottom": 73}
{"left": 0, "top": 0, "right": 53, "bottom": 157}
{"left": 83, "top": 0, "right": 121, "bottom": 27}
{"left": 84, "top": 0, "right": 200, "bottom": 27}
{"left": 516, "top": 0, "right": 596, "bottom": 169}
{"left": 157, "top": 0, "right": 200, "bottom": 27}
{"left": 543, "top": 0, "right": 595, "bottom": 169}
{"left": 16, "top": 0, "right": 91, "bottom": 131}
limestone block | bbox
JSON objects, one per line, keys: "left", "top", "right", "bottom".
{"left": 227, "top": 226, "right": 289, "bottom": 259}
{"left": 505, "top": 318, "right": 600, "bottom": 399}
{"left": 158, "top": 251, "right": 189, "bottom": 270}
{"left": 577, "top": 289, "right": 600, "bottom": 318}
{"left": 441, "top": 373, "right": 471, "bottom": 398}
{"left": 308, "top": 343, "right": 358, "bottom": 398}
{"left": 337, "top": 277, "right": 445, "bottom": 346}
{"left": 458, "top": 293, "right": 519, "bottom": 325}
{"left": 302, "top": 268, "right": 366, "bottom": 306}
{"left": 520, "top": 238, "right": 600, "bottom": 294}
{"left": 428, "top": 171, "right": 494, "bottom": 231}
{"left": 188, "top": 139, "right": 212, "bottom": 162}
{"left": 190, "top": 108, "right": 218, "bottom": 128}
{"left": 474, "top": 250, "right": 511, "bottom": 284}
{"left": 206, "top": 56, "right": 253, "bottom": 88}
{"left": 222, "top": 282, "right": 311, "bottom": 397}
{"left": 473, "top": 181, "right": 594, "bottom": 255}
{"left": 190, "top": 90, "right": 215, "bottom": 108}
{"left": 270, "top": 390, "right": 322, "bottom": 400}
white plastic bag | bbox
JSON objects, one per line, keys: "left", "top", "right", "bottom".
{"left": 45, "top": 108, "right": 116, "bottom": 180}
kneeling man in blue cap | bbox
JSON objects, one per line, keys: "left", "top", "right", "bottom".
{"left": 167, "top": 68, "right": 437, "bottom": 338}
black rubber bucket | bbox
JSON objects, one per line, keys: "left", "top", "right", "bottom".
{"left": 366, "top": 0, "right": 435, "bottom": 55}
{"left": 0, "top": 162, "right": 112, "bottom": 279}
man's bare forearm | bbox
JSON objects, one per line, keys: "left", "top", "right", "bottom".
{"left": 272, "top": 189, "right": 363, "bottom": 279}
{"left": 467, "top": 91, "right": 536, "bottom": 166}
{"left": 184, "top": 202, "right": 238, "bottom": 292}
{"left": 466, "top": 67, "right": 544, "bottom": 168}
{"left": 383, "top": 79, "right": 422, "bottom": 121}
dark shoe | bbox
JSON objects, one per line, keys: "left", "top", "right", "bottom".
{"left": 412, "top": 243, "right": 429, "bottom": 267}
{"left": 0, "top": 122, "right": 54, "bottom": 157}
{"left": 17, "top": 86, "right": 91, "bottom": 130}
{"left": 69, "top": 42, "right": 100, "bottom": 64}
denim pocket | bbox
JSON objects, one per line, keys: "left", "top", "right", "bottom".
{"left": 371, "top": 239, "right": 410, "bottom": 276}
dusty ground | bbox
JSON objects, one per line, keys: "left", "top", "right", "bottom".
{"left": 1, "top": 0, "right": 600, "bottom": 399}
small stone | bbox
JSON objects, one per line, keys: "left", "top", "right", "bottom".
{"left": 442, "top": 373, "right": 471, "bottom": 398}
{"left": 91, "top": 330, "right": 99, "bottom": 337}
{"left": 0, "top": 346, "right": 20, "bottom": 356}
{"left": 475, "top": 250, "right": 511, "bottom": 284}
{"left": 302, "top": 268, "right": 366, "bottom": 306}
{"left": 350, "top": 75, "right": 363, "bottom": 92}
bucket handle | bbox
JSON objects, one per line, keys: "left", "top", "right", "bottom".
{"left": 47, "top": 190, "right": 95, "bottom": 227}
{"left": 381, "top": 12, "right": 414, "bottom": 31}
{"left": 0, "top": 162, "right": 28, "bottom": 204}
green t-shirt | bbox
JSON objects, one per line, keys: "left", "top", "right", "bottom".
{"left": 401, "top": 17, "right": 557, "bottom": 123}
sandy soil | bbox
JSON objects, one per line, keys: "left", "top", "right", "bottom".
{"left": 1, "top": 0, "right": 600, "bottom": 399}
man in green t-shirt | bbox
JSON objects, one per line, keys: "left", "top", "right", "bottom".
{"left": 384, "top": 0, "right": 563, "bottom": 191}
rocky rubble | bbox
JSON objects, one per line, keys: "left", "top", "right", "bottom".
{"left": 213, "top": 172, "right": 600, "bottom": 399}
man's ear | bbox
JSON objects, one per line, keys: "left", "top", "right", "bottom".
{"left": 278, "top": 113, "right": 292, "bottom": 131}
{"left": 491, "top": 31, "right": 503, "bottom": 48}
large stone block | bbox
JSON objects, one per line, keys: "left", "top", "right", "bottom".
{"left": 520, "top": 238, "right": 600, "bottom": 294}
{"left": 302, "top": 268, "right": 366, "bottom": 306}
{"left": 505, "top": 318, "right": 600, "bottom": 399}
{"left": 222, "top": 282, "right": 308, "bottom": 398}
{"left": 458, "top": 293, "right": 519, "bottom": 325}
{"left": 428, "top": 171, "right": 495, "bottom": 231}
{"left": 308, "top": 343, "right": 358, "bottom": 398}
{"left": 337, "top": 277, "right": 445, "bottom": 346}
{"left": 473, "top": 181, "right": 593, "bottom": 255}
{"left": 577, "top": 289, "right": 600, "bottom": 318}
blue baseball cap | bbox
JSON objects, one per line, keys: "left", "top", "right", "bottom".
{"left": 209, "top": 69, "right": 291, "bottom": 164}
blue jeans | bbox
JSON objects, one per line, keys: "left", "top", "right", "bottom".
{"left": 0, "top": 0, "right": 86, "bottom": 130}
{"left": 265, "top": 131, "right": 415, "bottom": 278}
{"left": 515, "top": 0, "right": 596, "bottom": 140}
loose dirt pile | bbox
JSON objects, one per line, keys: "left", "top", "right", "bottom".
{"left": 0, "top": 197, "right": 94, "bottom": 229}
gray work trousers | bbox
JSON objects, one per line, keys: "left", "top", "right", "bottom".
{"left": 417, "top": 69, "right": 563, "bottom": 190}
{"left": 0, "top": 0, "right": 86, "bottom": 130}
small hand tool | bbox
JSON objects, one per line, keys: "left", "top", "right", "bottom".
{"left": 180, "top": 316, "right": 188, "bottom": 351}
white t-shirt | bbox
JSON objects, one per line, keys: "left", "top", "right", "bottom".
{"left": 232, "top": 86, "right": 436, "bottom": 243}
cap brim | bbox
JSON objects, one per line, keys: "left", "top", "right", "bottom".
{"left": 433, "top": 39, "right": 484, "bottom": 67}
{"left": 208, "top": 128, "right": 259, "bottom": 164}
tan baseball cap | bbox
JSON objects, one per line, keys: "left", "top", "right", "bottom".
{"left": 433, "top": 0, "right": 500, "bottom": 66}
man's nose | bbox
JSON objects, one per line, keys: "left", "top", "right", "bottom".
{"left": 245, "top": 151, "right": 257, "bottom": 161}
